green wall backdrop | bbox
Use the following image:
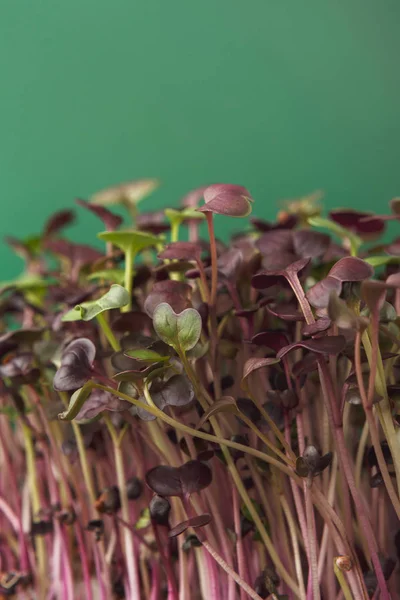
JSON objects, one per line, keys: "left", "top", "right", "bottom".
{"left": 1, "top": 0, "right": 399, "bottom": 278}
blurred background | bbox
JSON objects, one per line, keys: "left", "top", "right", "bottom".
{"left": 1, "top": 0, "right": 399, "bottom": 279}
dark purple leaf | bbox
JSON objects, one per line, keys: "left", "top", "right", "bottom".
{"left": 251, "top": 331, "right": 290, "bottom": 353}
{"left": 178, "top": 460, "right": 213, "bottom": 495}
{"left": 292, "top": 230, "right": 330, "bottom": 259}
{"left": 75, "top": 389, "right": 131, "bottom": 421}
{"left": 265, "top": 303, "right": 304, "bottom": 322}
{"left": 292, "top": 354, "right": 321, "bottom": 377}
{"left": 296, "top": 446, "right": 332, "bottom": 477}
{"left": 53, "top": 338, "right": 96, "bottom": 391}
{"left": 149, "top": 495, "right": 171, "bottom": 526}
{"left": 242, "top": 357, "right": 280, "bottom": 387}
{"left": 151, "top": 374, "right": 194, "bottom": 408}
{"left": 158, "top": 242, "right": 202, "bottom": 261}
{"left": 197, "top": 184, "right": 253, "bottom": 217}
{"left": 302, "top": 318, "right": 331, "bottom": 337}
{"left": 126, "top": 477, "right": 143, "bottom": 500}
{"left": 306, "top": 276, "right": 342, "bottom": 309}
{"left": 137, "top": 211, "right": 170, "bottom": 234}
{"left": 146, "top": 465, "right": 184, "bottom": 496}
{"left": 256, "top": 229, "right": 293, "bottom": 256}
{"left": 111, "top": 311, "right": 152, "bottom": 334}
{"left": 76, "top": 198, "right": 122, "bottom": 231}
{"left": 146, "top": 460, "right": 212, "bottom": 497}
{"left": 44, "top": 209, "right": 75, "bottom": 237}
{"left": 252, "top": 258, "right": 310, "bottom": 290}
{"left": 329, "top": 257, "right": 374, "bottom": 282}
{"left": 169, "top": 514, "right": 212, "bottom": 538}
{"left": 330, "top": 209, "right": 385, "bottom": 237}
{"left": 144, "top": 281, "right": 192, "bottom": 317}
{"left": 0, "top": 353, "right": 39, "bottom": 385}
{"left": 277, "top": 336, "right": 346, "bottom": 360}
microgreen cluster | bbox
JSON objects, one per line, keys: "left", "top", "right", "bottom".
{"left": 1, "top": 181, "right": 400, "bottom": 599}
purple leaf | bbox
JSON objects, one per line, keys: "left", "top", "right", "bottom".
{"left": 329, "top": 257, "right": 374, "bottom": 282}
{"left": 76, "top": 198, "right": 122, "bottom": 231}
{"left": 158, "top": 241, "right": 202, "bottom": 261}
{"left": 302, "top": 318, "right": 331, "bottom": 337}
{"left": 277, "top": 336, "right": 346, "bottom": 360}
{"left": 242, "top": 357, "right": 280, "bottom": 387}
{"left": 151, "top": 374, "right": 194, "bottom": 408}
{"left": 144, "top": 281, "right": 192, "bottom": 317}
{"left": 44, "top": 209, "right": 75, "bottom": 237}
{"left": 292, "top": 230, "right": 330, "bottom": 259}
{"left": 146, "top": 460, "right": 212, "bottom": 497}
{"left": 330, "top": 209, "right": 385, "bottom": 237}
{"left": 306, "top": 276, "right": 342, "bottom": 309}
{"left": 75, "top": 389, "right": 131, "bottom": 421}
{"left": 53, "top": 338, "right": 96, "bottom": 391}
{"left": 137, "top": 211, "right": 170, "bottom": 234}
{"left": 181, "top": 186, "right": 208, "bottom": 208}
{"left": 251, "top": 331, "right": 290, "bottom": 353}
{"left": 197, "top": 184, "right": 253, "bottom": 217}
{"left": 196, "top": 396, "right": 238, "bottom": 430}
{"left": 169, "top": 514, "right": 212, "bottom": 538}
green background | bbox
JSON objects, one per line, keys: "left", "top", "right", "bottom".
{"left": 1, "top": 0, "right": 399, "bottom": 279}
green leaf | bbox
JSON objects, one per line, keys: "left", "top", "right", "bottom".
{"left": 125, "top": 348, "right": 170, "bottom": 364}
{"left": 88, "top": 269, "right": 125, "bottom": 284}
{"left": 165, "top": 208, "right": 205, "bottom": 224}
{"left": 97, "top": 229, "right": 162, "bottom": 254}
{"left": 58, "top": 383, "right": 93, "bottom": 420}
{"left": 62, "top": 284, "right": 130, "bottom": 322}
{"left": 153, "top": 303, "right": 202, "bottom": 353}
{"left": 308, "top": 216, "right": 362, "bottom": 255}
{"left": 365, "top": 256, "right": 400, "bottom": 267}
{"left": 0, "top": 273, "right": 55, "bottom": 294}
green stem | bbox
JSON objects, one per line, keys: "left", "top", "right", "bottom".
{"left": 334, "top": 559, "right": 353, "bottom": 600}
{"left": 96, "top": 313, "right": 120, "bottom": 351}
{"left": 22, "top": 423, "right": 47, "bottom": 592}
{"left": 123, "top": 247, "right": 135, "bottom": 312}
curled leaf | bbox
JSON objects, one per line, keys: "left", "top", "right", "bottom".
{"left": 197, "top": 184, "right": 253, "bottom": 218}
{"left": 62, "top": 285, "right": 129, "bottom": 322}
{"left": 53, "top": 339, "right": 96, "bottom": 391}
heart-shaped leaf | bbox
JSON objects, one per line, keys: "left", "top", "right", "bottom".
{"left": 153, "top": 303, "right": 202, "bottom": 353}
{"left": 62, "top": 285, "right": 129, "bottom": 322}
{"left": 169, "top": 514, "right": 212, "bottom": 538}
{"left": 151, "top": 374, "right": 195, "bottom": 408}
{"left": 329, "top": 257, "right": 374, "bottom": 282}
{"left": 197, "top": 184, "right": 253, "bottom": 218}
{"left": 158, "top": 242, "right": 202, "bottom": 261}
{"left": 53, "top": 339, "right": 96, "bottom": 391}
{"left": 146, "top": 460, "right": 212, "bottom": 497}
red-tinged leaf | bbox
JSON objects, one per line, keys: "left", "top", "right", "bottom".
{"left": 265, "top": 303, "right": 304, "bottom": 322}
{"left": 181, "top": 186, "right": 208, "bottom": 208}
{"left": 256, "top": 230, "right": 293, "bottom": 256}
{"left": 197, "top": 184, "right": 253, "bottom": 217}
{"left": 306, "top": 276, "right": 342, "bottom": 309}
{"left": 330, "top": 209, "right": 385, "bottom": 237}
{"left": 76, "top": 198, "right": 122, "bottom": 231}
{"left": 329, "top": 257, "right": 374, "bottom": 282}
{"left": 144, "top": 281, "right": 192, "bottom": 317}
{"left": 277, "top": 335, "right": 346, "bottom": 360}
{"left": 159, "top": 242, "right": 202, "bottom": 261}
{"left": 169, "top": 514, "right": 212, "bottom": 538}
{"left": 137, "top": 211, "right": 170, "bottom": 234}
{"left": 44, "top": 209, "right": 75, "bottom": 237}
{"left": 196, "top": 396, "right": 238, "bottom": 430}
{"left": 302, "top": 318, "right": 331, "bottom": 337}
{"left": 251, "top": 331, "right": 290, "bottom": 352}
{"left": 293, "top": 230, "right": 331, "bottom": 259}
{"left": 242, "top": 357, "right": 280, "bottom": 387}
{"left": 361, "top": 281, "right": 388, "bottom": 314}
